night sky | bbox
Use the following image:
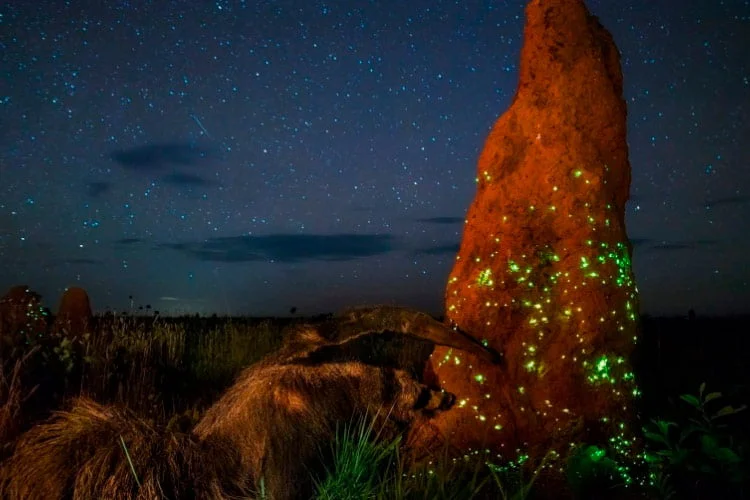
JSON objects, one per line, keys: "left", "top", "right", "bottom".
{"left": 1, "top": 1, "right": 748, "bottom": 317}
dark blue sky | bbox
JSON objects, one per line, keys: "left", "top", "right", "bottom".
{"left": 1, "top": 1, "right": 748, "bottom": 317}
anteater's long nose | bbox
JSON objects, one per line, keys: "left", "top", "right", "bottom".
{"left": 439, "top": 391, "right": 456, "bottom": 410}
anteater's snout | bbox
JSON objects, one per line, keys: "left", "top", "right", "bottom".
{"left": 416, "top": 388, "right": 457, "bottom": 412}
{"left": 439, "top": 391, "right": 456, "bottom": 410}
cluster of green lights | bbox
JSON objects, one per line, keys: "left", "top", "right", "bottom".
{"left": 444, "top": 165, "right": 646, "bottom": 485}
{"left": 476, "top": 268, "right": 494, "bottom": 287}
{"left": 11, "top": 296, "right": 51, "bottom": 343}
{"left": 584, "top": 355, "right": 627, "bottom": 384}
{"left": 403, "top": 448, "right": 549, "bottom": 482}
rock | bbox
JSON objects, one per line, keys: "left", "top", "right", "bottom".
{"left": 52, "top": 286, "right": 93, "bottom": 337}
{"left": 425, "top": 0, "right": 641, "bottom": 471}
{"left": 0, "top": 285, "right": 49, "bottom": 345}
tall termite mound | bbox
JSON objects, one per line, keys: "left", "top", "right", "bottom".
{"left": 426, "top": 0, "right": 640, "bottom": 472}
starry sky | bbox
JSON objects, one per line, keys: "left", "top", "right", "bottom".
{"left": 1, "top": 1, "right": 748, "bottom": 317}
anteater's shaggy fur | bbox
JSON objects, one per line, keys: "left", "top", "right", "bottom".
{"left": 0, "top": 305, "right": 501, "bottom": 499}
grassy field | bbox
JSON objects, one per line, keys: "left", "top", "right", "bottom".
{"left": 1, "top": 312, "right": 747, "bottom": 499}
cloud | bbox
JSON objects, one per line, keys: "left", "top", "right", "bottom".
{"left": 159, "top": 296, "right": 207, "bottom": 303}
{"left": 111, "top": 142, "right": 212, "bottom": 170}
{"left": 650, "top": 243, "right": 693, "bottom": 251}
{"left": 649, "top": 240, "right": 718, "bottom": 251}
{"left": 630, "top": 238, "right": 718, "bottom": 251}
{"left": 629, "top": 238, "right": 652, "bottom": 248}
{"left": 161, "top": 233, "right": 397, "bottom": 263}
{"left": 704, "top": 195, "right": 750, "bottom": 208}
{"left": 414, "top": 243, "right": 460, "bottom": 255}
{"left": 115, "top": 238, "right": 143, "bottom": 245}
{"left": 86, "top": 181, "right": 112, "bottom": 197}
{"left": 46, "top": 258, "right": 103, "bottom": 267}
{"left": 417, "top": 216, "right": 464, "bottom": 225}
{"left": 161, "top": 172, "right": 213, "bottom": 187}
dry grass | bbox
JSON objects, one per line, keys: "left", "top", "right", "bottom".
{"left": 0, "top": 346, "right": 39, "bottom": 457}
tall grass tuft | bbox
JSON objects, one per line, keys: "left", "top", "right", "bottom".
{"left": 313, "top": 413, "right": 550, "bottom": 500}
{"left": 0, "top": 347, "right": 39, "bottom": 456}
{"left": 315, "top": 412, "right": 402, "bottom": 499}
{"left": 186, "top": 318, "right": 284, "bottom": 386}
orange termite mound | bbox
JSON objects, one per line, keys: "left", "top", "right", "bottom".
{"left": 425, "top": 0, "right": 640, "bottom": 466}
{"left": 0, "top": 285, "right": 48, "bottom": 343}
{"left": 52, "top": 286, "right": 93, "bottom": 337}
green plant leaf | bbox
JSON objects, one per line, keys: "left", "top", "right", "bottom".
{"left": 703, "top": 392, "right": 722, "bottom": 403}
{"left": 700, "top": 434, "right": 719, "bottom": 454}
{"left": 668, "top": 448, "right": 689, "bottom": 466}
{"left": 712, "top": 447, "right": 742, "bottom": 464}
{"left": 699, "top": 382, "right": 706, "bottom": 398}
{"left": 677, "top": 424, "right": 702, "bottom": 445}
{"left": 712, "top": 405, "right": 747, "bottom": 419}
{"left": 643, "top": 431, "right": 669, "bottom": 445}
{"left": 680, "top": 394, "right": 701, "bottom": 408}
{"left": 653, "top": 419, "right": 677, "bottom": 436}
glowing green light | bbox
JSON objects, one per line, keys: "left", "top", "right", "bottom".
{"left": 597, "top": 357, "right": 608, "bottom": 372}
{"left": 525, "top": 360, "right": 536, "bottom": 371}
{"left": 474, "top": 374, "right": 485, "bottom": 384}
{"left": 538, "top": 249, "right": 560, "bottom": 265}
{"left": 580, "top": 256, "right": 590, "bottom": 269}
{"left": 573, "top": 169, "right": 583, "bottom": 178}
{"left": 587, "top": 355, "right": 616, "bottom": 384}
{"left": 588, "top": 445, "right": 606, "bottom": 463}
{"left": 477, "top": 268, "right": 493, "bottom": 287}
{"left": 508, "top": 260, "right": 520, "bottom": 273}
